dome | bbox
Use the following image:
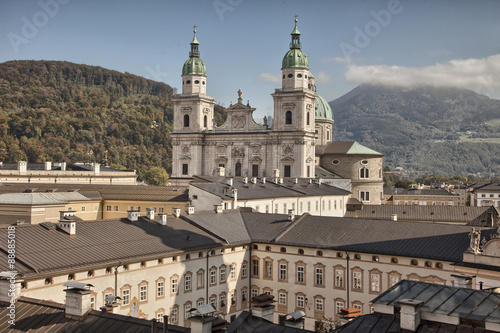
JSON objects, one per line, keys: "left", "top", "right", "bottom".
{"left": 281, "top": 21, "right": 309, "bottom": 70}
{"left": 315, "top": 94, "right": 334, "bottom": 122}
{"left": 182, "top": 57, "right": 206, "bottom": 76}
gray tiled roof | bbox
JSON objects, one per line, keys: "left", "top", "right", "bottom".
{"left": 0, "top": 297, "right": 189, "bottom": 332}
{"left": 190, "top": 176, "right": 349, "bottom": 201}
{"left": 0, "top": 192, "right": 90, "bottom": 205}
{"left": 227, "top": 311, "right": 312, "bottom": 333}
{"left": 316, "top": 141, "right": 383, "bottom": 156}
{"left": 344, "top": 205, "right": 499, "bottom": 225}
{"left": 474, "top": 182, "right": 500, "bottom": 192}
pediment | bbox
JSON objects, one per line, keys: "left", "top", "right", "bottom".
{"left": 281, "top": 156, "right": 295, "bottom": 162}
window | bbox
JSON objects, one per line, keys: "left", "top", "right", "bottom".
{"left": 157, "top": 281, "right": 164, "bottom": 298}
{"left": 204, "top": 115, "right": 207, "bottom": 128}
{"left": 210, "top": 268, "right": 217, "bottom": 285}
{"left": 252, "top": 258, "right": 259, "bottom": 277}
{"left": 235, "top": 162, "right": 241, "bottom": 177}
{"left": 279, "top": 263, "right": 287, "bottom": 281}
{"left": 113, "top": 205, "right": 118, "bottom": 211}
{"left": 90, "top": 296, "right": 95, "bottom": 310}
{"left": 230, "top": 291, "right": 237, "bottom": 306}
{"left": 315, "top": 298, "right": 324, "bottom": 312}
{"left": 242, "top": 288, "right": 248, "bottom": 303}
{"left": 284, "top": 165, "right": 291, "bottom": 177}
{"left": 279, "top": 292, "right": 287, "bottom": 305}
{"left": 171, "top": 278, "right": 178, "bottom": 294}
{"left": 335, "top": 268, "right": 344, "bottom": 288}
{"left": 252, "top": 164, "right": 259, "bottom": 177}
{"left": 371, "top": 273, "right": 380, "bottom": 293}
{"left": 297, "top": 265, "right": 305, "bottom": 284}
{"left": 81, "top": 206, "right": 86, "bottom": 212}
{"left": 220, "top": 293, "right": 226, "bottom": 308}
{"left": 122, "top": 289, "right": 130, "bottom": 305}
{"left": 307, "top": 112, "right": 310, "bottom": 125}
{"left": 251, "top": 288, "right": 258, "bottom": 299}
{"left": 230, "top": 264, "right": 236, "bottom": 280}
{"left": 297, "top": 295, "right": 305, "bottom": 308}
{"left": 285, "top": 110, "right": 292, "bottom": 124}
{"left": 184, "top": 114, "right": 189, "bottom": 127}
{"left": 353, "top": 303, "right": 362, "bottom": 311}
{"left": 185, "top": 273, "right": 192, "bottom": 292}
{"left": 220, "top": 265, "right": 226, "bottom": 283}
{"left": 336, "top": 301, "right": 345, "bottom": 314}
{"left": 182, "top": 163, "right": 188, "bottom": 175}
{"left": 197, "top": 299, "right": 204, "bottom": 307}
{"left": 170, "top": 306, "right": 178, "bottom": 324}
{"left": 360, "top": 167, "right": 369, "bottom": 179}
{"left": 264, "top": 259, "right": 273, "bottom": 279}
{"left": 353, "top": 272, "right": 362, "bottom": 290}
{"left": 140, "top": 285, "right": 147, "bottom": 301}
{"left": 315, "top": 266, "right": 324, "bottom": 286}
{"left": 389, "top": 275, "right": 400, "bottom": 287}
{"left": 106, "top": 205, "right": 111, "bottom": 211}
{"left": 307, "top": 165, "right": 311, "bottom": 178}
{"left": 197, "top": 269, "right": 204, "bottom": 289}
{"left": 360, "top": 191, "right": 370, "bottom": 202}
{"left": 210, "top": 296, "right": 217, "bottom": 309}
{"left": 185, "top": 303, "right": 191, "bottom": 319}
{"left": 242, "top": 262, "right": 248, "bottom": 278}
{"left": 157, "top": 311, "right": 164, "bottom": 322}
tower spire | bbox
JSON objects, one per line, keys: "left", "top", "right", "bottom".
{"left": 189, "top": 24, "right": 200, "bottom": 58}
{"left": 290, "top": 15, "right": 301, "bottom": 49}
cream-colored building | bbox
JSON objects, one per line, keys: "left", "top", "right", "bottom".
{"left": 2, "top": 208, "right": 497, "bottom": 330}
{"left": 170, "top": 21, "right": 383, "bottom": 205}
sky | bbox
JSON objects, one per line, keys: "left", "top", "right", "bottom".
{"left": 1, "top": 0, "right": 500, "bottom": 120}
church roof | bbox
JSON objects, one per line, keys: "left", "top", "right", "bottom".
{"left": 182, "top": 29, "right": 207, "bottom": 76}
{"left": 315, "top": 94, "right": 334, "bottom": 122}
{"left": 282, "top": 21, "right": 309, "bottom": 70}
{"left": 316, "top": 141, "right": 384, "bottom": 156}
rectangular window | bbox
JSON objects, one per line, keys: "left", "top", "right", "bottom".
{"left": 185, "top": 304, "right": 191, "bottom": 319}
{"left": 182, "top": 163, "right": 188, "bottom": 175}
{"left": 140, "top": 285, "right": 147, "bottom": 301}
{"left": 297, "top": 295, "right": 304, "bottom": 308}
{"left": 220, "top": 267, "right": 226, "bottom": 283}
{"left": 157, "top": 281, "right": 164, "bottom": 297}
{"left": 371, "top": 274, "right": 380, "bottom": 292}
{"left": 279, "top": 293, "right": 287, "bottom": 305}
{"left": 297, "top": 266, "right": 304, "bottom": 283}
{"left": 299, "top": 202, "right": 303, "bottom": 213}
{"left": 390, "top": 275, "right": 400, "bottom": 287}
{"left": 122, "top": 289, "right": 130, "bottom": 305}
{"left": 307, "top": 165, "right": 311, "bottom": 178}
{"left": 157, "top": 312, "right": 164, "bottom": 322}
{"left": 185, "top": 275, "right": 192, "bottom": 291}
{"left": 353, "top": 272, "right": 362, "bottom": 290}
{"left": 275, "top": 203, "right": 279, "bottom": 213}
{"left": 360, "top": 191, "right": 370, "bottom": 202}
{"left": 307, "top": 201, "right": 311, "bottom": 212}
{"left": 197, "top": 271, "right": 204, "bottom": 289}
{"left": 171, "top": 278, "right": 178, "bottom": 294}
{"left": 315, "top": 267, "right": 324, "bottom": 286}
{"left": 279, "top": 263, "right": 287, "bottom": 281}
{"left": 242, "top": 263, "right": 247, "bottom": 277}
{"left": 251, "top": 288, "right": 258, "bottom": 299}
{"left": 210, "top": 270, "right": 216, "bottom": 285}
{"left": 336, "top": 301, "right": 345, "bottom": 314}
{"left": 231, "top": 292, "right": 236, "bottom": 305}
{"left": 197, "top": 299, "right": 204, "bottom": 307}
{"left": 171, "top": 308, "right": 178, "bottom": 323}
{"left": 335, "top": 269, "right": 344, "bottom": 288}
{"left": 252, "top": 164, "right": 259, "bottom": 177}
{"left": 113, "top": 205, "right": 118, "bottom": 211}
{"left": 265, "top": 261, "right": 272, "bottom": 279}
{"left": 81, "top": 206, "right": 86, "bottom": 212}
{"left": 315, "top": 299, "right": 324, "bottom": 311}
{"left": 283, "top": 203, "right": 287, "bottom": 213}
{"left": 106, "top": 205, "right": 111, "bottom": 211}
{"left": 265, "top": 205, "right": 269, "bottom": 213}
{"left": 252, "top": 259, "right": 259, "bottom": 277}
{"left": 242, "top": 289, "right": 248, "bottom": 302}
{"left": 220, "top": 294, "right": 226, "bottom": 308}
{"left": 284, "top": 165, "right": 291, "bottom": 177}
{"left": 210, "top": 296, "right": 217, "bottom": 309}
{"left": 353, "top": 304, "right": 362, "bottom": 310}
{"left": 230, "top": 265, "right": 236, "bottom": 280}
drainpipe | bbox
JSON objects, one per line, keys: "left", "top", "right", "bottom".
{"left": 206, "top": 250, "right": 210, "bottom": 303}
{"left": 114, "top": 263, "right": 121, "bottom": 297}
{"left": 249, "top": 244, "right": 252, "bottom": 314}
{"left": 346, "top": 252, "right": 350, "bottom": 307}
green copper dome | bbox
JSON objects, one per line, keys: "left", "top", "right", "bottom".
{"left": 281, "top": 21, "right": 309, "bottom": 70}
{"left": 315, "top": 94, "right": 334, "bottom": 122}
{"left": 182, "top": 30, "right": 207, "bottom": 76}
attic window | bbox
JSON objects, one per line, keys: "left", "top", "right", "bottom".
{"left": 317, "top": 250, "right": 323, "bottom": 257}
{"left": 297, "top": 74, "right": 302, "bottom": 78}
{"left": 186, "top": 80, "right": 191, "bottom": 84}
{"left": 280, "top": 247, "right": 286, "bottom": 253}
{"left": 298, "top": 249, "right": 304, "bottom": 255}
{"left": 194, "top": 80, "right": 200, "bottom": 84}
{"left": 186, "top": 254, "right": 191, "bottom": 260}
{"left": 361, "top": 160, "right": 368, "bottom": 165}
{"left": 288, "top": 73, "right": 293, "bottom": 78}
{"left": 68, "top": 273, "right": 75, "bottom": 280}
{"left": 87, "top": 270, "right": 94, "bottom": 277}
{"left": 105, "top": 267, "right": 112, "bottom": 274}
{"left": 425, "top": 261, "right": 432, "bottom": 268}
{"left": 21, "top": 282, "right": 27, "bottom": 289}
{"left": 332, "top": 160, "right": 339, "bottom": 165}
{"left": 372, "top": 256, "right": 379, "bottom": 262}
{"left": 354, "top": 254, "right": 361, "bottom": 260}
{"left": 45, "top": 278, "right": 53, "bottom": 285}
{"left": 410, "top": 259, "right": 418, "bottom": 266}
{"left": 253, "top": 245, "right": 258, "bottom": 250}
{"left": 123, "top": 264, "right": 129, "bottom": 271}
{"left": 211, "top": 250, "right": 215, "bottom": 255}
{"left": 337, "top": 252, "right": 343, "bottom": 258}
{"left": 158, "top": 259, "right": 163, "bottom": 264}
{"left": 436, "top": 262, "right": 443, "bottom": 269}
{"left": 202, "top": 81, "right": 205, "bottom": 85}
{"left": 266, "top": 246, "right": 271, "bottom": 251}
{"left": 140, "top": 261, "right": 146, "bottom": 267}
{"left": 391, "top": 257, "right": 398, "bottom": 264}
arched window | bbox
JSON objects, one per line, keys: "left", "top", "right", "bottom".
{"left": 285, "top": 111, "right": 292, "bottom": 125}
{"left": 184, "top": 115, "right": 190, "bottom": 127}
{"left": 235, "top": 162, "right": 242, "bottom": 177}
{"left": 204, "top": 115, "right": 207, "bottom": 128}
{"left": 306, "top": 112, "right": 310, "bottom": 125}
{"left": 360, "top": 167, "right": 369, "bottom": 179}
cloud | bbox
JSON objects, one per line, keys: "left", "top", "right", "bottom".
{"left": 257, "top": 72, "right": 281, "bottom": 83}
{"left": 343, "top": 54, "right": 500, "bottom": 98}
{"left": 322, "top": 56, "right": 352, "bottom": 65}
{"left": 315, "top": 71, "right": 332, "bottom": 84}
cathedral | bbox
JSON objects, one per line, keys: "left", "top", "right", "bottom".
{"left": 171, "top": 19, "right": 384, "bottom": 204}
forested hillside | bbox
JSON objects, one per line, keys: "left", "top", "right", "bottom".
{"left": 0, "top": 60, "right": 226, "bottom": 180}
{"left": 330, "top": 84, "right": 500, "bottom": 176}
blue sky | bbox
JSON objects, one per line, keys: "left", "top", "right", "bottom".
{"left": 1, "top": 0, "right": 500, "bottom": 119}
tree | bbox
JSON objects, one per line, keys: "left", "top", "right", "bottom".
{"left": 394, "top": 180, "right": 410, "bottom": 190}
{"left": 144, "top": 166, "right": 169, "bottom": 186}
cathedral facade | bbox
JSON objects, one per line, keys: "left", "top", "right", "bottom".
{"left": 171, "top": 20, "right": 384, "bottom": 204}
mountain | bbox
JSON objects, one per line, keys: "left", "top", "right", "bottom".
{"left": 330, "top": 84, "right": 500, "bottom": 176}
{"left": 0, "top": 60, "right": 226, "bottom": 180}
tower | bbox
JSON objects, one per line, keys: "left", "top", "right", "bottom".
{"left": 171, "top": 27, "right": 215, "bottom": 179}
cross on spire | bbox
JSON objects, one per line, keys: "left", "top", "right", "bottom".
{"left": 294, "top": 14, "right": 298, "bottom": 23}
{"left": 193, "top": 24, "right": 197, "bottom": 33}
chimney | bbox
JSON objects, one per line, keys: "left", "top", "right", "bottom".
{"left": 92, "top": 163, "right": 100, "bottom": 175}
{"left": 214, "top": 204, "right": 223, "bottom": 214}
{"left": 273, "top": 169, "right": 280, "bottom": 178}
{"left": 60, "top": 210, "right": 76, "bottom": 220}
{"left": 63, "top": 281, "right": 94, "bottom": 319}
{"left": 45, "top": 161, "right": 52, "bottom": 171}
{"left": 218, "top": 166, "right": 225, "bottom": 177}
{"left": 251, "top": 177, "right": 257, "bottom": 184}
{"left": 186, "top": 205, "right": 195, "bottom": 215}
{"left": 293, "top": 178, "right": 298, "bottom": 184}
{"left": 190, "top": 316, "right": 217, "bottom": 333}
{"left": 173, "top": 208, "right": 181, "bottom": 218}
{"left": 61, "top": 162, "right": 67, "bottom": 171}
{"left": 58, "top": 220, "right": 76, "bottom": 236}
{"left": 308, "top": 178, "right": 313, "bottom": 184}
{"left": 452, "top": 273, "right": 474, "bottom": 289}
{"left": 162, "top": 315, "right": 169, "bottom": 333}
{"left": 243, "top": 177, "right": 248, "bottom": 184}
{"left": 232, "top": 189, "right": 238, "bottom": 209}
{"left": 288, "top": 209, "right": 295, "bottom": 221}
{"left": 127, "top": 210, "right": 139, "bottom": 222}
{"left": 0, "top": 271, "right": 21, "bottom": 303}
{"left": 390, "top": 214, "right": 398, "bottom": 221}
{"left": 399, "top": 299, "right": 424, "bottom": 332}
{"left": 17, "top": 161, "right": 27, "bottom": 173}
{"left": 158, "top": 213, "right": 167, "bottom": 225}
{"left": 227, "top": 178, "right": 233, "bottom": 186}
{"left": 279, "top": 177, "right": 283, "bottom": 184}
{"left": 100, "top": 294, "right": 121, "bottom": 313}
{"left": 251, "top": 293, "right": 276, "bottom": 322}
{"left": 318, "top": 178, "right": 322, "bottom": 185}
{"left": 147, "top": 208, "right": 155, "bottom": 220}
{"left": 262, "top": 177, "right": 266, "bottom": 184}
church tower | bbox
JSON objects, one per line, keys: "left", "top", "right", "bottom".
{"left": 171, "top": 27, "right": 215, "bottom": 179}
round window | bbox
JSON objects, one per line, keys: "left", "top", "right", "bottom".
{"left": 202, "top": 81, "right": 205, "bottom": 85}
{"left": 186, "top": 80, "right": 191, "bottom": 84}
{"left": 332, "top": 160, "right": 340, "bottom": 165}
{"left": 305, "top": 75, "right": 308, "bottom": 79}
{"left": 194, "top": 80, "right": 200, "bottom": 84}
{"left": 288, "top": 73, "right": 293, "bottom": 78}
{"left": 361, "top": 160, "right": 368, "bottom": 165}
{"left": 297, "top": 74, "right": 302, "bottom": 78}
{"left": 283, "top": 75, "right": 285, "bottom": 79}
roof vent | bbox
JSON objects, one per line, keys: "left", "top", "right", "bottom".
{"left": 63, "top": 281, "right": 94, "bottom": 319}
{"left": 214, "top": 204, "right": 223, "bottom": 214}
{"left": 390, "top": 214, "right": 397, "bottom": 221}
{"left": 158, "top": 213, "right": 167, "bottom": 225}
{"left": 293, "top": 178, "right": 298, "bottom": 184}
{"left": 186, "top": 205, "right": 195, "bottom": 215}
{"left": 262, "top": 177, "right": 266, "bottom": 184}
{"left": 318, "top": 178, "right": 323, "bottom": 185}
{"left": 147, "top": 208, "right": 155, "bottom": 220}
{"left": 243, "top": 177, "right": 248, "bottom": 184}
{"left": 279, "top": 177, "right": 283, "bottom": 184}
{"left": 173, "top": 208, "right": 181, "bottom": 218}
{"left": 251, "top": 177, "right": 257, "bottom": 184}
{"left": 58, "top": 220, "right": 76, "bottom": 236}
{"left": 227, "top": 178, "right": 233, "bottom": 186}
{"left": 399, "top": 299, "right": 424, "bottom": 332}
{"left": 127, "top": 210, "right": 139, "bottom": 222}
{"left": 288, "top": 209, "right": 295, "bottom": 221}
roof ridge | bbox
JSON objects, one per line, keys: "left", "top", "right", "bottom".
{"left": 273, "top": 213, "right": 310, "bottom": 243}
